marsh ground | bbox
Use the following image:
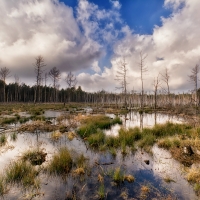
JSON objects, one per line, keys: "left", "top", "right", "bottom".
{"left": 0, "top": 103, "right": 199, "bottom": 199}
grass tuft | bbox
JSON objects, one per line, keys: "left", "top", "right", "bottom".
{"left": 97, "top": 183, "right": 106, "bottom": 199}
{"left": 10, "top": 132, "right": 17, "bottom": 141}
{"left": 5, "top": 160, "right": 38, "bottom": 188}
{"left": 47, "top": 147, "right": 72, "bottom": 175}
{"left": 87, "top": 130, "right": 105, "bottom": 148}
{"left": 0, "top": 134, "right": 7, "bottom": 146}
{"left": 124, "top": 174, "right": 135, "bottom": 183}
{"left": 0, "top": 175, "right": 8, "bottom": 196}
{"left": 77, "top": 115, "right": 122, "bottom": 138}
{"left": 187, "top": 167, "right": 200, "bottom": 183}
{"left": 112, "top": 167, "right": 124, "bottom": 184}
{"left": 22, "top": 149, "right": 47, "bottom": 165}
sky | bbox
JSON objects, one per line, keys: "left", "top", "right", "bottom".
{"left": 0, "top": 0, "right": 199, "bottom": 93}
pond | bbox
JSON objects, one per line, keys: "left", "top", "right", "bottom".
{"left": 0, "top": 111, "right": 198, "bottom": 200}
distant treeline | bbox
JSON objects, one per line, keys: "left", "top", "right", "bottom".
{"left": 0, "top": 80, "right": 200, "bottom": 110}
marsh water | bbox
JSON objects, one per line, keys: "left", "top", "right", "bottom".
{"left": 0, "top": 110, "right": 198, "bottom": 200}
{"left": 105, "top": 111, "right": 185, "bottom": 136}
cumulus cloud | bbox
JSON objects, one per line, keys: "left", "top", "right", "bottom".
{"left": 77, "top": 0, "right": 200, "bottom": 93}
{"left": 91, "top": 61, "right": 101, "bottom": 73}
{"left": 109, "top": 0, "right": 121, "bottom": 9}
{"left": 0, "top": 0, "right": 127, "bottom": 87}
{"left": 77, "top": 0, "right": 123, "bottom": 45}
{"left": 77, "top": 66, "right": 116, "bottom": 92}
{"left": 0, "top": 0, "right": 101, "bottom": 83}
{"left": 1, "top": 0, "right": 199, "bottom": 93}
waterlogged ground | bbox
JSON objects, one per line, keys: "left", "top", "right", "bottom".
{"left": 105, "top": 111, "right": 185, "bottom": 136}
{"left": 0, "top": 110, "right": 198, "bottom": 200}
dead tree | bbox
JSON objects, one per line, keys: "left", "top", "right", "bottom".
{"left": 0, "top": 67, "right": 10, "bottom": 102}
{"left": 44, "top": 73, "right": 48, "bottom": 103}
{"left": 153, "top": 74, "right": 161, "bottom": 109}
{"left": 65, "top": 71, "right": 77, "bottom": 102}
{"left": 115, "top": 57, "right": 129, "bottom": 108}
{"left": 14, "top": 75, "right": 19, "bottom": 102}
{"left": 189, "top": 64, "right": 199, "bottom": 107}
{"left": 138, "top": 51, "right": 148, "bottom": 110}
{"left": 49, "top": 67, "right": 61, "bottom": 103}
{"left": 161, "top": 67, "right": 170, "bottom": 105}
{"left": 34, "top": 56, "right": 46, "bottom": 103}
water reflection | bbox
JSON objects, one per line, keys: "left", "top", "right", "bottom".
{"left": 0, "top": 111, "right": 197, "bottom": 200}
{"left": 106, "top": 111, "right": 184, "bottom": 136}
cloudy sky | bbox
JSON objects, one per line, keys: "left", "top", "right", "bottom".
{"left": 0, "top": 0, "right": 199, "bottom": 93}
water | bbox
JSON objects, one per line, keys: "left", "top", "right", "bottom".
{"left": 105, "top": 111, "right": 185, "bottom": 136}
{"left": 44, "top": 110, "right": 63, "bottom": 118}
{"left": 0, "top": 111, "right": 198, "bottom": 200}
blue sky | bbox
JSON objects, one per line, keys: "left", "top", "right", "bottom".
{"left": 61, "top": 0, "right": 172, "bottom": 34}
{"left": 59, "top": 0, "right": 173, "bottom": 74}
{"left": 0, "top": 0, "right": 200, "bottom": 92}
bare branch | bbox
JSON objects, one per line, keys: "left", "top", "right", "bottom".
{"left": 66, "top": 71, "right": 77, "bottom": 89}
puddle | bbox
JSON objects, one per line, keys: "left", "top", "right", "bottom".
{"left": 43, "top": 110, "right": 64, "bottom": 118}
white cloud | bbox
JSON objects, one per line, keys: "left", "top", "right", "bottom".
{"left": 109, "top": 0, "right": 121, "bottom": 9}
{"left": 98, "top": 0, "right": 200, "bottom": 93}
{"left": 78, "top": 0, "right": 200, "bottom": 93}
{"left": 77, "top": 66, "right": 116, "bottom": 92}
{"left": 1, "top": 0, "right": 199, "bottom": 93}
{"left": 0, "top": 0, "right": 101, "bottom": 83}
{"left": 92, "top": 61, "right": 101, "bottom": 73}
{"left": 77, "top": 0, "right": 123, "bottom": 45}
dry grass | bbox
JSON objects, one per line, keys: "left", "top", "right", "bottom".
{"left": 141, "top": 185, "right": 150, "bottom": 194}
{"left": 187, "top": 167, "right": 200, "bottom": 183}
{"left": 0, "top": 175, "right": 8, "bottom": 196}
{"left": 22, "top": 149, "right": 47, "bottom": 165}
{"left": 19, "top": 120, "right": 57, "bottom": 132}
{"left": 51, "top": 131, "right": 62, "bottom": 140}
{"left": 72, "top": 168, "right": 85, "bottom": 176}
{"left": 163, "top": 176, "right": 175, "bottom": 183}
{"left": 120, "top": 188, "right": 128, "bottom": 200}
{"left": 67, "top": 132, "right": 76, "bottom": 140}
{"left": 124, "top": 175, "right": 135, "bottom": 183}
{"left": 98, "top": 174, "right": 104, "bottom": 183}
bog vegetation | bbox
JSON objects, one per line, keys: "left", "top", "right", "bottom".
{"left": 0, "top": 102, "right": 200, "bottom": 199}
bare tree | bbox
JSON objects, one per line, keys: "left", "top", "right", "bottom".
{"left": 0, "top": 67, "right": 10, "bottom": 102}
{"left": 34, "top": 56, "right": 46, "bottom": 103}
{"left": 14, "top": 74, "right": 20, "bottom": 102}
{"left": 44, "top": 73, "right": 48, "bottom": 103}
{"left": 138, "top": 51, "right": 148, "bottom": 110}
{"left": 49, "top": 67, "right": 61, "bottom": 102}
{"left": 115, "top": 57, "right": 128, "bottom": 108}
{"left": 66, "top": 71, "right": 77, "bottom": 102}
{"left": 189, "top": 64, "right": 199, "bottom": 106}
{"left": 161, "top": 67, "right": 170, "bottom": 104}
{"left": 153, "top": 74, "right": 161, "bottom": 109}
